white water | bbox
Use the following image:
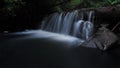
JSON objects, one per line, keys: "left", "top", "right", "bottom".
{"left": 41, "top": 10, "right": 94, "bottom": 40}
{"left": 11, "top": 30, "right": 84, "bottom": 47}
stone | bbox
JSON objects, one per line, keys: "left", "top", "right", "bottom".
{"left": 81, "top": 24, "right": 118, "bottom": 50}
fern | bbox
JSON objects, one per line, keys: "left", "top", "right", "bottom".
{"left": 108, "top": 0, "right": 120, "bottom": 5}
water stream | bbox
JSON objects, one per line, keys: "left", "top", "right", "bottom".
{"left": 41, "top": 10, "right": 94, "bottom": 40}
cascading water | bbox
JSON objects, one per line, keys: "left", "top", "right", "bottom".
{"left": 41, "top": 10, "right": 94, "bottom": 40}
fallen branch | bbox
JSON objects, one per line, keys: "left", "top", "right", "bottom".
{"left": 112, "top": 22, "right": 120, "bottom": 31}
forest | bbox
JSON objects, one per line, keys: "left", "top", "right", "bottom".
{"left": 0, "top": 0, "right": 120, "bottom": 32}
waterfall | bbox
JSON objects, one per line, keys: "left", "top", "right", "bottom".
{"left": 41, "top": 10, "right": 94, "bottom": 40}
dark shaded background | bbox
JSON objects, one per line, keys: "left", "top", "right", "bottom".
{"left": 0, "top": 0, "right": 120, "bottom": 33}
{"left": 0, "top": 0, "right": 58, "bottom": 32}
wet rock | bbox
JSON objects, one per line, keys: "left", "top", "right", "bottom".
{"left": 81, "top": 24, "right": 118, "bottom": 50}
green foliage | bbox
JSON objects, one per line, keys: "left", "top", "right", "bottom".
{"left": 88, "top": 0, "right": 120, "bottom": 8}
{"left": 2, "top": 0, "right": 120, "bottom": 14}
{"left": 54, "top": 0, "right": 120, "bottom": 12}
{"left": 3, "top": 0, "right": 25, "bottom": 16}
{"left": 57, "top": 0, "right": 83, "bottom": 11}
{"left": 108, "top": 0, "right": 120, "bottom": 5}
{"left": 70, "top": 0, "right": 83, "bottom": 9}
{"left": 55, "top": 6, "right": 63, "bottom": 12}
{"left": 89, "top": 1, "right": 107, "bottom": 8}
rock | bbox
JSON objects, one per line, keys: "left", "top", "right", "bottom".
{"left": 81, "top": 24, "right": 118, "bottom": 50}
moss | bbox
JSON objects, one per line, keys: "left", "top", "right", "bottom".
{"left": 55, "top": 6, "right": 63, "bottom": 12}
{"left": 55, "top": 0, "right": 120, "bottom": 12}
{"left": 70, "top": 0, "right": 83, "bottom": 9}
